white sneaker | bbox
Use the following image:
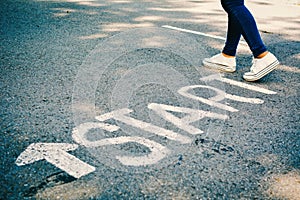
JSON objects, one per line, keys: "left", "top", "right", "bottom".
{"left": 203, "top": 53, "right": 236, "bottom": 72}
{"left": 243, "top": 52, "right": 279, "bottom": 81}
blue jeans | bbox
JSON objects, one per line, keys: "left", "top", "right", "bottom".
{"left": 221, "top": 0, "right": 267, "bottom": 57}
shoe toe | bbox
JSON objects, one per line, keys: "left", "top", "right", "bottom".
{"left": 244, "top": 72, "right": 253, "bottom": 76}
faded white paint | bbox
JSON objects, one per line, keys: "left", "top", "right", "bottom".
{"left": 225, "top": 93, "right": 264, "bottom": 104}
{"left": 15, "top": 143, "right": 96, "bottom": 179}
{"left": 148, "top": 103, "right": 228, "bottom": 135}
{"left": 178, "top": 85, "right": 239, "bottom": 112}
{"left": 15, "top": 74, "right": 278, "bottom": 176}
{"left": 200, "top": 74, "right": 277, "bottom": 94}
{"left": 162, "top": 25, "right": 248, "bottom": 45}
{"left": 95, "top": 108, "right": 192, "bottom": 144}
{"left": 72, "top": 122, "right": 170, "bottom": 166}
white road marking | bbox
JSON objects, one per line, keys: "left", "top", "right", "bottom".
{"left": 200, "top": 74, "right": 277, "bottom": 94}
{"left": 15, "top": 143, "right": 96, "bottom": 179}
{"left": 72, "top": 123, "right": 170, "bottom": 166}
{"left": 15, "top": 25, "right": 281, "bottom": 177}
{"left": 72, "top": 122, "right": 119, "bottom": 147}
{"left": 114, "top": 137, "right": 170, "bottom": 166}
{"left": 162, "top": 25, "right": 248, "bottom": 45}
{"left": 95, "top": 108, "right": 192, "bottom": 144}
{"left": 225, "top": 94, "right": 264, "bottom": 104}
{"left": 222, "top": 77, "right": 277, "bottom": 94}
{"left": 148, "top": 103, "right": 228, "bottom": 135}
{"left": 178, "top": 85, "right": 239, "bottom": 112}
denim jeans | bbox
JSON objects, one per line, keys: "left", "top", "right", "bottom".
{"left": 221, "top": 0, "right": 267, "bottom": 57}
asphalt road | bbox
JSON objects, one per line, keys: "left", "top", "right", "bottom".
{"left": 1, "top": 0, "right": 299, "bottom": 199}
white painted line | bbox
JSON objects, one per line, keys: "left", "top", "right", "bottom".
{"left": 72, "top": 122, "right": 170, "bottom": 166}
{"left": 113, "top": 137, "right": 170, "bottom": 166}
{"left": 178, "top": 85, "right": 239, "bottom": 112}
{"left": 228, "top": 80, "right": 276, "bottom": 94}
{"left": 148, "top": 103, "right": 228, "bottom": 135}
{"left": 16, "top": 143, "right": 96, "bottom": 179}
{"left": 95, "top": 108, "right": 192, "bottom": 144}
{"left": 162, "top": 25, "right": 248, "bottom": 45}
{"left": 201, "top": 74, "right": 277, "bottom": 94}
{"left": 225, "top": 94, "right": 264, "bottom": 104}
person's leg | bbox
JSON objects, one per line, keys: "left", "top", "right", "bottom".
{"left": 202, "top": 0, "right": 243, "bottom": 72}
{"left": 221, "top": 0, "right": 279, "bottom": 81}
{"left": 221, "top": 0, "right": 267, "bottom": 58}
{"left": 203, "top": 0, "right": 279, "bottom": 80}
{"left": 221, "top": 2, "right": 242, "bottom": 57}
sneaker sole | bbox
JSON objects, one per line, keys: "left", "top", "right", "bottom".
{"left": 202, "top": 60, "right": 236, "bottom": 73}
{"left": 243, "top": 60, "right": 279, "bottom": 82}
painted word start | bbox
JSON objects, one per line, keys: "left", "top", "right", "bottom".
{"left": 16, "top": 75, "right": 276, "bottom": 178}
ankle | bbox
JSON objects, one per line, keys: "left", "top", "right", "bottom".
{"left": 222, "top": 53, "right": 235, "bottom": 58}
{"left": 256, "top": 51, "right": 268, "bottom": 59}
